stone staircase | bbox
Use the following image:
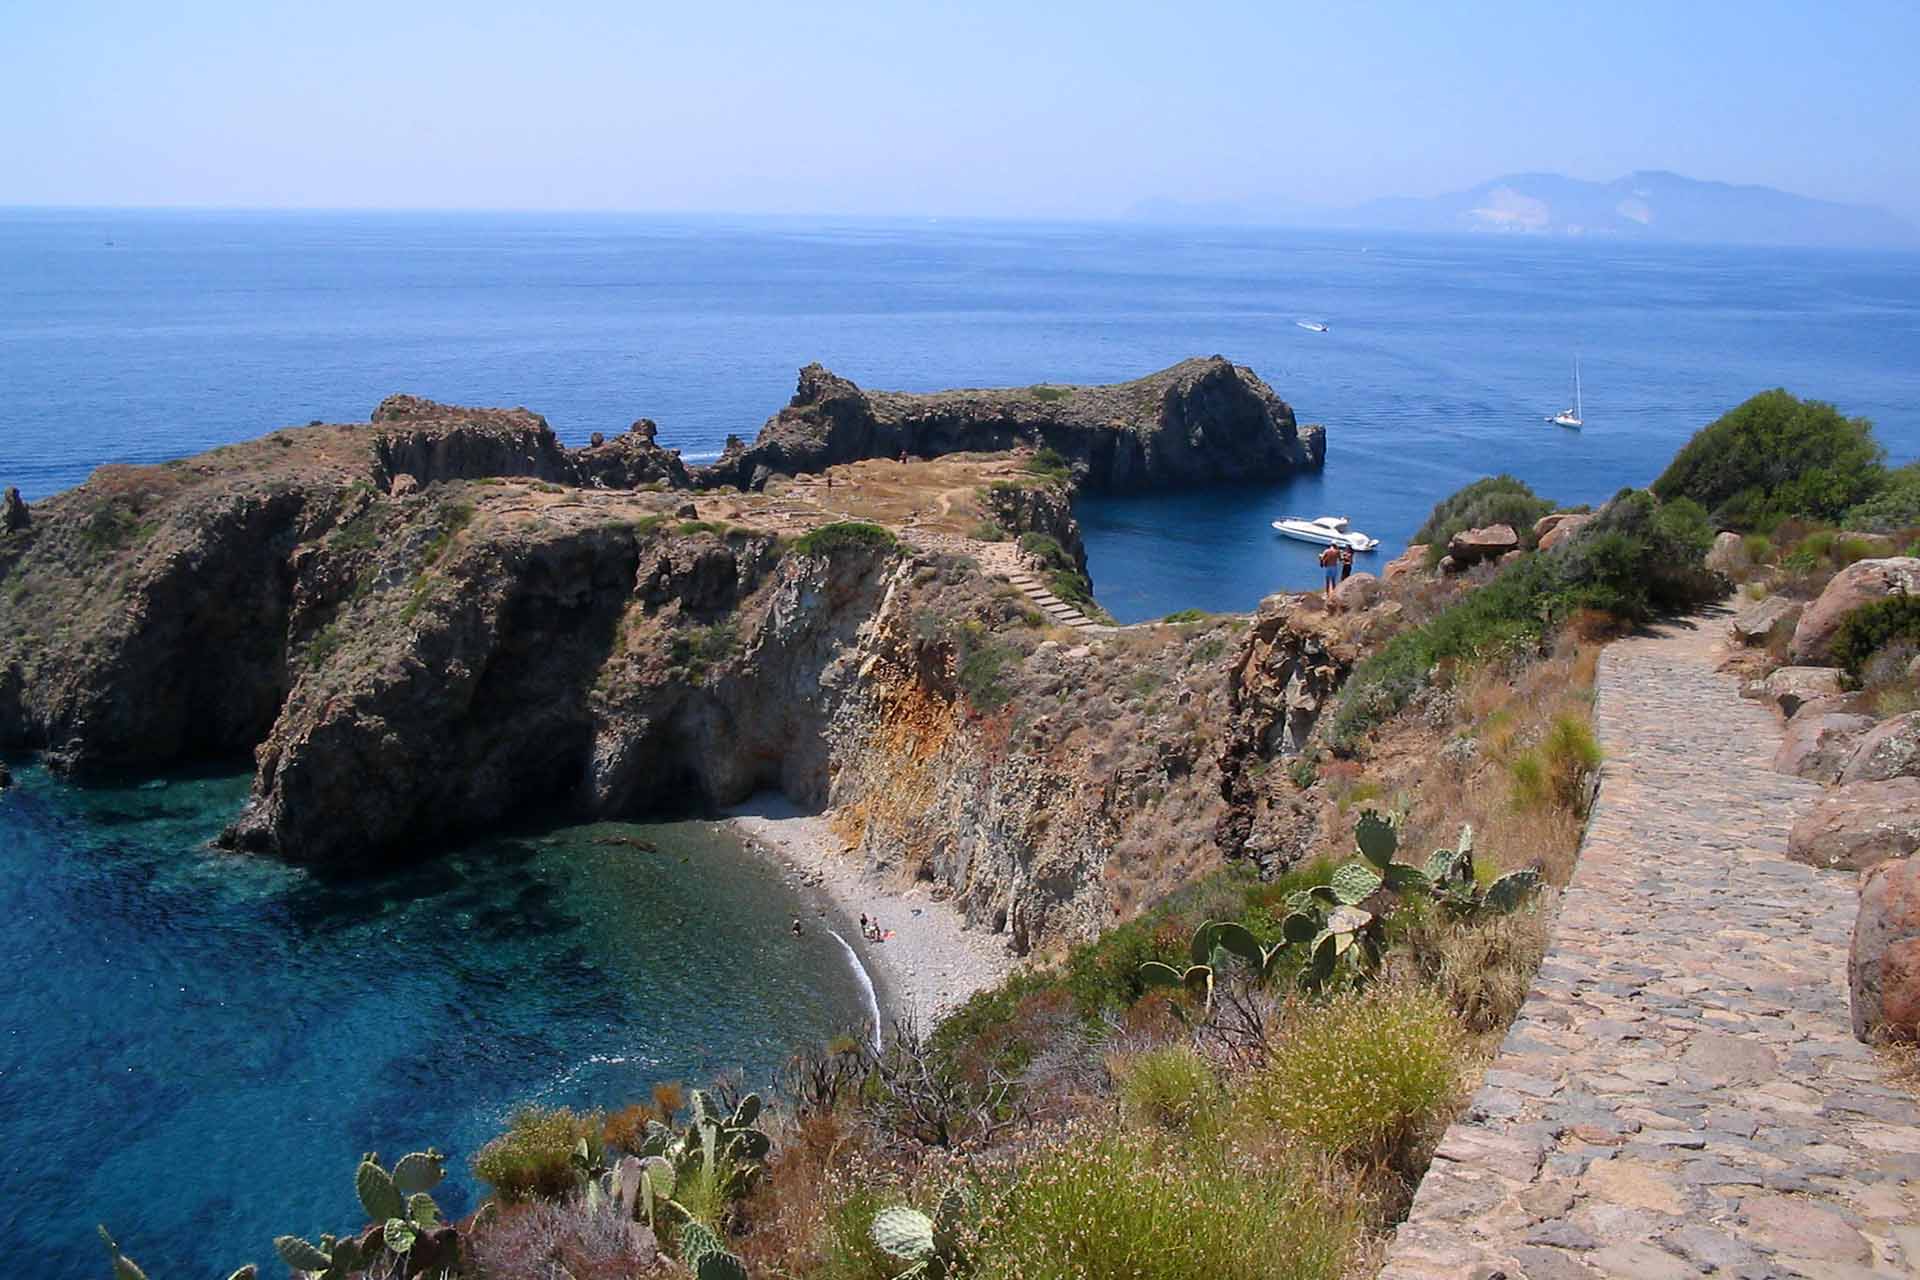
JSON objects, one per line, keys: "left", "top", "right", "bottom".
{"left": 1004, "top": 570, "right": 1100, "bottom": 630}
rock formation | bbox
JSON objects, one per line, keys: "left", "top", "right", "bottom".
{"left": 1761, "top": 666, "right": 1845, "bottom": 719}
{"left": 1729, "top": 595, "right": 1800, "bottom": 647}
{"left": 1852, "top": 856, "right": 1920, "bottom": 1042}
{"left": 1790, "top": 557, "right": 1920, "bottom": 664}
{"left": 692, "top": 357, "right": 1324, "bottom": 492}
{"left": 0, "top": 364, "right": 1327, "bottom": 952}
{"left": 1787, "top": 777, "right": 1920, "bottom": 871}
{"left": 1440, "top": 523, "right": 1518, "bottom": 572}
{"left": 1838, "top": 711, "right": 1920, "bottom": 784}
{"left": 1773, "top": 709, "right": 1876, "bottom": 783}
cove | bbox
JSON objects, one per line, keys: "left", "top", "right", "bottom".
{"left": 0, "top": 762, "right": 870, "bottom": 1279}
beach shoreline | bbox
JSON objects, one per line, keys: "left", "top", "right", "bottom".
{"left": 721, "top": 793, "right": 1017, "bottom": 1030}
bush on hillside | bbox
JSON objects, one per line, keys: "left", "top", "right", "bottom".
{"left": 1845, "top": 462, "right": 1920, "bottom": 534}
{"left": 1651, "top": 389, "right": 1884, "bottom": 528}
{"left": 473, "top": 1106, "right": 605, "bottom": 1204}
{"left": 1413, "top": 476, "right": 1556, "bottom": 564}
{"left": 971, "top": 1131, "right": 1355, "bottom": 1280}
{"left": 791, "top": 521, "right": 898, "bottom": 557}
{"left": 1832, "top": 595, "right": 1920, "bottom": 688}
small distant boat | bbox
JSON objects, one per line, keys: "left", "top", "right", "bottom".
{"left": 1548, "top": 355, "right": 1583, "bottom": 428}
{"left": 1272, "top": 515, "right": 1379, "bottom": 551}
{"left": 1296, "top": 320, "right": 1329, "bottom": 333}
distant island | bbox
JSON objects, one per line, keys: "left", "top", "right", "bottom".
{"left": 1131, "top": 170, "right": 1918, "bottom": 249}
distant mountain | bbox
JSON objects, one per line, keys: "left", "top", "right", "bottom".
{"left": 1130, "top": 172, "right": 1917, "bottom": 248}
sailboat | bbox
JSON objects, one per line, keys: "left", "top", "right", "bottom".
{"left": 1548, "top": 357, "right": 1583, "bottom": 428}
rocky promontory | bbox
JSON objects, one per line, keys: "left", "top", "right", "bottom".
{"left": 0, "top": 360, "right": 1345, "bottom": 953}
{"left": 694, "top": 356, "right": 1324, "bottom": 492}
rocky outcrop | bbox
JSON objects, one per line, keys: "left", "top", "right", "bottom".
{"left": 1729, "top": 595, "right": 1801, "bottom": 647}
{"left": 1790, "top": 557, "right": 1920, "bottom": 664}
{"left": 1537, "top": 513, "right": 1591, "bottom": 551}
{"left": 1333, "top": 572, "right": 1381, "bottom": 611}
{"left": 1774, "top": 710, "right": 1876, "bottom": 783}
{"left": 370, "top": 397, "right": 689, "bottom": 492}
{"left": 693, "top": 357, "right": 1324, "bottom": 492}
{"left": 1762, "top": 666, "right": 1845, "bottom": 719}
{"left": 1838, "top": 711, "right": 1920, "bottom": 784}
{"left": 1788, "top": 777, "right": 1920, "bottom": 871}
{"left": 1442, "top": 524, "right": 1518, "bottom": 572}
{"left": 1852, "top": 856, "right": 1920, "bottom": 1042}
{"left": 1704, "top": 530, "right": 1749, "bottom": 575}
{"left": 979, "top": 479, "right": 1087, "bottom": 576}
{"left": 1, "top": 487, "right": 26, "bottom": 532}
{"left": 1215, "top": 596, "right": 1362, "bottom": 874}
{"left": 1382, "top": 544, "right": 1428, "bottom": 580}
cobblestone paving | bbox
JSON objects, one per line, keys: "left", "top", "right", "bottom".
{"left": 1380, "top": 613, "right": 1920, "bottom": 1280}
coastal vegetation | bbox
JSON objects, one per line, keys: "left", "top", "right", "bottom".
{"left": 1412, "top": 475, "right": 1556, "bottom": 566}
{"left": 1651, "top": 388, "right": 1887, "bottom": 528}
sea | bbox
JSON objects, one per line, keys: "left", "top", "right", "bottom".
{"left": 3, "top": 210, "right": 1920, "bottom": 1275}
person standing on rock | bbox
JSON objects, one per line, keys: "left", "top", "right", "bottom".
{"left": 1319, "top": 544, "right": 1340, "bottom": 605}
{"left": 1339, "top": 544, "right": 1355, "bottom": 582}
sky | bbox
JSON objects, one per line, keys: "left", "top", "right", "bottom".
{"left": 3, "top": 0, "right": 1917, "bottom": 220}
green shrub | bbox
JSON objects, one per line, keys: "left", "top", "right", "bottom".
{"left": 1114, "top": 1044, "right": 1217, "bottom": 1132}
{"left": 954, "top": 623, "right": 1020, "bottom": 712}
{"left": 971, "top": 1131, "right": 1354, "bottom": 1280}
{"left": 1233, "top": 985, "right": 1460, "bottom": 1171}
{"left": 1832, "top": 595, "right": 1920, "bottom": 687}
{"left": 1030, "top": 386, "right": 1073, "bottom": 403}
{"left": 1508, "top": 714, "right": 1601, "bottom": 813}
{"left": 1024, "top": 446, "right": 1072, "bottom": 481}
{"left": 472, "top": 1106, "right": 604, "bottom": 1204}
{"left": 1845, "top": 462, "right": 1920, "bottom": 533}
{"left": 669, "top": 621, "right": 739, "bottom": 677}
{"left": 791, "top": 521, "right": 898, "bottom": 557}
{"left": 1652, "top": 389, "right": 1885, "bottom": 528}
{"left": 1161, "top": 608, "right": 1207, "bottom": 624}
{"left": 1742, "top": 533, "right": 1773, "bottom": 564}
{"left": 1414, "top": 476, "right": 1556, "bottom": 564}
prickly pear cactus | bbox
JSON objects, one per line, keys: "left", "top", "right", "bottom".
{"left": 1485, "top": 868, "right": 1543, "bottom": 913}
{"left": 1355, "top": 809, "right": 1399, "bottom": 868}
{"left": 872, "top": 1205, "right": 937, "bottom": 1261}
{"left": 355, "top": 1155, "right": 405, "bottom": 1223}
{"left": 1331, "top": 860, "right": 1384, "bottom": 905}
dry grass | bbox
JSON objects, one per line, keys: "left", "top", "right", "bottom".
{"left": 465, "top": 1198, "right": 657, "bottom": 1280}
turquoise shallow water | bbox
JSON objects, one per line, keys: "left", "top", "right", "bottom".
{"left": 0, "top": 763, "right": 869, "bottom": 1278}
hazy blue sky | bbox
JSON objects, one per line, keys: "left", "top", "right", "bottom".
{"left": 3, "top": 0, "right": 1916, "bottom": 218}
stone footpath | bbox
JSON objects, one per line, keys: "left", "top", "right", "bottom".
{"left": 1380, "top": 614, "right": 1920, "bottom": 1280}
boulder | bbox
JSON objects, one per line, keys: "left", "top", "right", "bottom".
{"left": 387, "top": 474, "right": 421, "bottom": 499}
{"left": 1851, "top": 856, "right": 1920, "bottom": 1042}
{"left": 1773, "top": 711, "right": 1876, "bottom": 783}
{"left": 1, "top": 486, "right": 26, "bottom": 532}
{"left": 1729, "top": 595, "right": 1801, "bottom": 647}
{"left": 675, "top": 501, "right": 698, "bottom": 518}
{"left": 1533, "top": 512, "right": 1572, "bottom": 540}
{"left": 1790, "top": 557, "right": 1920, "bottom": 664}
{"left": 1705, "top": 530, "right": 1750, "bottom": 574}
{"left": 1788, "top": 778, "right": 1920, "bottom": 872}
{"left": 1762, "top": 666, "right": 1845, "bottom": 719}
{"left": 1538, "top": 513, "right": 1591, "bottom": 551}
{"left": 1446, "top": 523, "right": 1519, "bottom": 566}
{"left": 1839, "top": 711, "right": 1920, "bottom": 784}
{"left": 1382, "top": 544, "right": 1428, "bottom": 580}
{"left": 630, "top": 418, "right": 659, "bottom": 442}
{"left": 1333, "top": 572, "right": 1381, "bottom": 610}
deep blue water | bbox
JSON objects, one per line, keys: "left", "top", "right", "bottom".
{"left": 0, "top": 764, "right": 870, "bottom": 1278}
{"left": 2, "top": 212, "right": 1920, "bottom": 1274}
{"left": 4, "top": 210, "right": 1919, "bottom": 622}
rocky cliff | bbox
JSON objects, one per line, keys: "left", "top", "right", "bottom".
{"left": 0, "top": 365, "right": 1343, "bottom": 952}
{"left": 695, "top": 357, "right": 1324, "bottom": 492}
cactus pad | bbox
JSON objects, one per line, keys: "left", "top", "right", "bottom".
{"left": 1485, "top": 869, "right": 1543, "bottom": 913}
{"left": 392, "top": 1150, "right": 444, "bottom": 1196}
{"left": 356, "top": 1158, "right": 405, "bottom": 1223}
{"left": 1331, "top": 861, "right": 1383, "bottom": 905}
{"left": 1355, "top": 810, "right": 1398, "bottom": 867}
{"left": 1280, "top": 911, "right": 1319, "bottom": 945}
{"left": 273, "top": 1236, "right": 332, "bottom": 1271}
{"left": 872, "top": 1205, "right": 938, "bottom": 1260}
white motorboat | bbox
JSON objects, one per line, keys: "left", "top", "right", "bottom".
{"left": 1548, "top": 355, "right": 1583, "bottom": 428}
{"left": 1271, "top": 514, "right": 1379, "bottom": 551}
{"left": 1296, "top": 320, "right": 1329, "bottom": 333}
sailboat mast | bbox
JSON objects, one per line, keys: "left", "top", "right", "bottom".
{"left": 1574, "top": 356, "right": 1582, "bottom": 419}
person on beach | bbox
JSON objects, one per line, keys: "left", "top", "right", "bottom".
{"left": 1339, "top": 544, "right": 1354, "bottom": 582}
{"left": 1319, "top": 544, "right": 1340, "bottom": 604}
